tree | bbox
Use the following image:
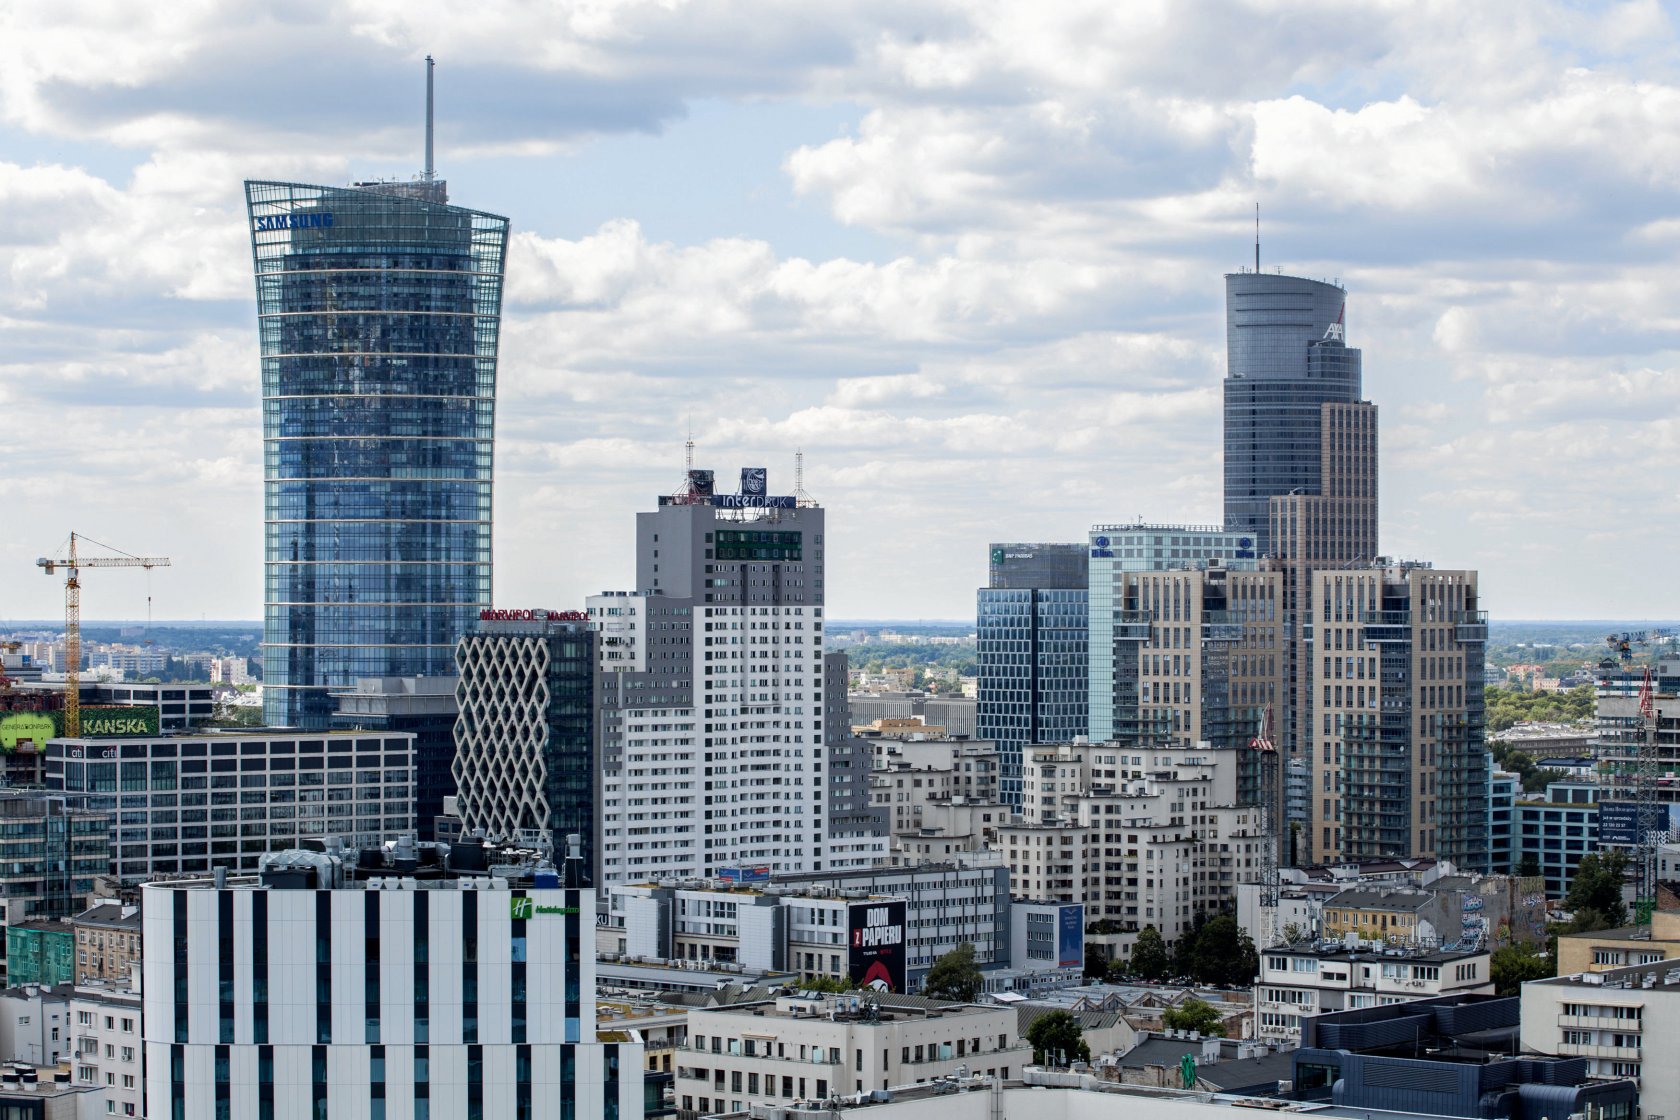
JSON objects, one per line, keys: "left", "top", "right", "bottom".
{"left": 924, "top": 943, "right": 982, "bottom": 1002}
{"left": 1130, "top": 926, "right": 1170, "bottom": 981}
{"left": 1516, "top": 853, "right": 1541, "bottom": 879}
{"left": 1025, "top": 1011, "right": 1090, "bottom": 1066}
{"left": 1280, "top": 922, "right": 1305, "bottom": 945}
{"left": 1190, "top": 916, "right": 1259, "bottom": 987}
{"left": 1524, "top": 768, "right": 1568, "bottom": 794}
{"left": 799, "top": 975, "right": 854, "bottom": 993}
{"left": 1083, "top": 947, "right": 1109, "bottom": 981}
{"left": 1566, "top": 850, "right": 1629, "bottom": 928}
{"left": 1490, "top": 944, "right": 1553, "bottom": 995}
{"left": 1174, "top": 912, "right": 1207, "bottom": 978}
{"left": 1162, "top": 997, "right": 1226, "bottom": 1037}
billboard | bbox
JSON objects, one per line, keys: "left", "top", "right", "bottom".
{"left": 717, "top": 865, "right": 771, "bottom": 884}
{"left": 848, "top": 900, "right": 907, "bottom": 993}
{"left": 1600, "top": 801, "right": 1680, "bottom": 846}
{"left": 1058, "top": 904, "right": 1084, "bottom": 968}
{"left": 0, "top": 706, "right": 160, "bottom": 751}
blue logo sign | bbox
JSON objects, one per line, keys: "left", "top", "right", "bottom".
{"left": 1238, "top": 537, "right": 1252, "bottom": 548}
{"left": 712, "top": 494, "right": 796, "bottom": 509}
{"left": 1093, "top": 536, "right": 1110, "bottom": 548}
{"left": 741, "top": 468, "right": 767, "bottom": 495}
{"left": 254, "top": 212, "right": 335, "bottom": 232}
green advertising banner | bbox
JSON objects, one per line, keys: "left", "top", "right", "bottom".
{"left": 0, "top": 705, "right": 160, "bottom": 750}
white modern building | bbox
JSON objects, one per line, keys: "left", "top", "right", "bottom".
{"left": 70, "top": 981, "right": 144, "bottom": 1119}
{"left": 1521, "top": 960, "right": 1675, "bottom": 1113}
{"left": 675, "top": 992, "right": 1031, "bottom": 1115}
{"left": 1253, "top": 942, "right": 1493, "bottom": 1043}
{"left": 590, "top": 466, "right": 831, "bottom": 885}
{"left": 141, "top": 851, "right": 644, "bottom": 1120}
{"left": 45, "top": 730, "right": 416, "bottom": 881}
{"left": 605, "top": 864, "right": 1012, "bottom": 992}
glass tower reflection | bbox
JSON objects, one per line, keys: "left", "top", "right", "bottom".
{"left": 246, "top": 180, "right": 508, "bottom": 727}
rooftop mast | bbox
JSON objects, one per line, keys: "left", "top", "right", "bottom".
{"left": 424, "top": 55, "right": 436, "bottom": 182}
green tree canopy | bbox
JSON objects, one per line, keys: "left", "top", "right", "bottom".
{"left": 1025, "top": 1010, "right": 1090, "bottom": 1066}
{"left": 1130, "top": 926, "right": 1170, "bottom": 981}
{"left": 924, "top": 942, "right": 982, "bottom": 1002}
{"left": 1162, "top": 997, "right": 1226, "bottom": 1037}
{"left": 1490, "top": 945, "right": 1554, "bottom": 995}
{"left": 1191, "top": 916, "right": 1259, "bottom": 987}
{"left": 798, "top": 975, "right": 854, "bottom": 993}
{"left": 1566, "top": 850, "right": 1629, "bottom": 928}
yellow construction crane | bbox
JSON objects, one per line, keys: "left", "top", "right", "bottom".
{"left": 37, "top": 533, "right": 170, "bottom": 738}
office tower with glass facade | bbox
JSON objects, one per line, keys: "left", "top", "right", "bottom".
{"left": 976, "top": 543, "right": 1088, "bottom": 809}
{"left": 452, "top": 613, "right": 598, "bottom": 880}
{"left": 1223, "top": 272, "right": 1364, "bottom": 559}
{"left": 246, "top": 179, "right": 509, "bottom": 728}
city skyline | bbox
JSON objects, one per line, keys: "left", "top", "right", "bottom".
{"left": 4, "top": 5, "right": 1680, "bottom": 623}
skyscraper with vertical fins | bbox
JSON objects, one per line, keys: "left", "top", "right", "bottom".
{"left": 246, "top": 73, "right": 508, "bottom": 728}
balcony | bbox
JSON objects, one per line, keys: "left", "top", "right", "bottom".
{"left": 1557, "top": 1042, "right": 1641, "bottom": 1061}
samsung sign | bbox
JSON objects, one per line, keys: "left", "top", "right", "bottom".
{"left": 254, "top": 212, "right": 335, "bottom": 232}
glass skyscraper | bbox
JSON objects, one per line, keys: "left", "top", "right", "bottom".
{"left": 246, "top": 180, "right": 509, "bottom": 727}
{"left": 1222, "top": 272, "right": 1362, "bottom": 557}
{"left": 976, "top": 543, "right": 1088, "bottom": 808}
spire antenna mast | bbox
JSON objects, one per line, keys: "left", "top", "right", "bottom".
{"left": 424, "top": 55, "right": 436, "bottom": 182}
{"left": 1255, "top": 202, "right": 1260, "bottom": 273}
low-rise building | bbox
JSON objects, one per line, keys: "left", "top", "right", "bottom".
{"left": 69, "top": 980, "right": 144, "bottom": 1119}
{"left": 1517, "top": 780, "right": 1600, "bottom": 897}
{"left": 68, "top": 903, "right": 140, "bottom": 987}
{"left": 604, "top": 864, "right": 1010, "bottom": 992}
{"left": 1556, "top": 910, "right": 1680, "bottom": 975}
{"left": 5, "top": 923, "right": 75, "bottom": 987}
{"left": 674, "top": 993, "right": 1030, "bottom": 1115}
{"left": 1252, "top": 942, "right": 1493, "bottom": 1044}
{"left": 1522, "top": 960, "right": 1680, "bottom": 1113}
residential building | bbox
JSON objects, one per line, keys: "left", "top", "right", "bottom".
{"left": 141, "top": 845, "right": 644, "bottom": 1119}
{"left": 332, "top": 675, "right": 459, "bottom": 841}
{"left": 247, "top": 175, "right": 509, "bottom": 728}
{"left": 591, "top": 466, "right": 827, "bottom": 884}
{"left": 453, "top": 611, "right": 598, "bottom": 876}
{"left": 976, "top": 542, "right": 1089, "bottom": 807}
{"left": 1517, "top": 780, "right": 1600, "bottom": 897}
{"left": 996, "top": 741, "right": 1267, "bottom": 954}
{"left": 45, "top": 730, "right": 416, "bottom": 881}
{"left": 0, "top": 983, "right": 70, "bottom": 1067}
{"left": 1085, "top": 524, "right": 1260, "bottom": 746}
{"left": 1295, "top": 995, "right": 1634, "bottom": 1120}
{"left": 1556, "top": 910, "right": 1680, "bottom": 975}
{"left": 69, "top": 981, "right": 145, "bottom": 1119}
{"left": 5, "top": 922, "right": 74, "bottom": 986}
{"left": 1306, "top": 563, "right": 1488, "bottom": 866}
{"left": 674, "top": 992, "right": 1031, "bottom": 1114}
{"left": 823, "top": 653, "right": 890, "bottom": 872}
{"left": 1252, "top": 942, "right": 1493, "bottom": 1044}
{"left": 1523, "top": 960, "right": 1680, "bottom": 1112}
{"left": 69, "top": 902, "right": 141, "bottom": 986}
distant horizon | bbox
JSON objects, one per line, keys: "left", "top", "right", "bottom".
{"left": 6, "top": 618, "right": 1680, "bottom": 629}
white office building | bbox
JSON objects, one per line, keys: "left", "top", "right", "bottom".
{"left": 1253, "top": 943, "right": 1493, "bottom": 1043}
{"left": 141, "top": 852, "right": 643, "bottom": 1120}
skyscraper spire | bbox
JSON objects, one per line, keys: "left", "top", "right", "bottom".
{"left": 424, "top": 55, "right": 436, "bottom": 182}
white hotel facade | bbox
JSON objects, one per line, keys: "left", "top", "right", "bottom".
{"left": 141, "top": 861, "right": 643, "bottom": 1119}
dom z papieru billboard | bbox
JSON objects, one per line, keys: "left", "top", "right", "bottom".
{"left": 848, "top": 900, "right": 907, "bottom": 993}
{"left": 1058, "top": 904, "right": 1085, "bottom": 968}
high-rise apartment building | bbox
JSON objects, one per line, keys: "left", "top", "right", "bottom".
{"left": 246, "top": 176, "right": 508, "bottom": 728}
{"left": 452, "top": 611, "right": 598, "bottom": 878}
{"left": 1306, "top": 563, "right": 1488, "bottom": 866}
{"left": 591, "top": 467, "right": 832, "bottom": 884}
{"left": 976, "top": 542, "right": 1088, "bottom": 807}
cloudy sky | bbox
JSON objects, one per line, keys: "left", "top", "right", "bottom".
{"left": 2, "top": 0, "right": 1678, "bottom": 623}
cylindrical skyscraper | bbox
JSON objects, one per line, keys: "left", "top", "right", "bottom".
{"left": 246, "top": 180, "right": 508, "bottom": 727}
{"left": 1222, "top": 272, "right": 1362, "bottom": 556}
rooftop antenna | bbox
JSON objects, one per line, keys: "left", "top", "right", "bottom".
{"left": 1255, "top": 203, "right": 1260, "bottom": 273}
{"left": 423, "top": 54, "right": 436, "bottom": 180}
{"left": 795, "top": 449, "right": 815, "bottom": 507}
{"left": 685, "top": 421, "right": 695, "bottom": 473}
